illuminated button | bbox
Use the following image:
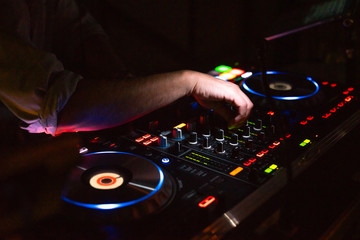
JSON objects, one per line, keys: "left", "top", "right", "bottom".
{"left": 135, "top": 137, "right": 144, "bottom": 143}
{"left": 161, "top": 158, "right": 170, "bottom": 164}
{"left": 90, "top": 137, "right": 102, "bottom": 143}
{"left": 300, "top": 120, "right": 308, "bottom": 125}
{"left": 307, "top": 116, "right": 314, "bottom": 121}
{"left": 249, "top": 158, "right": 256, "bottom": 163}
{"left": 79, "top": 147, "right": 88, "bottom": 154}
{"left": 273, "top": 141, "right": 280, "bottom": 146}
{"left": 143, "top": 134, "right": 151, "bottom": 139}
{"left": 322, "top": 81, "right": 329, "bottom": 85}
{"left": 264, "top": 168, "right": 273, "bottom": 173}
{"left": 269, "top": 164, "right": 277, "bottom": 170}
{"left": 345, "top": 96, "right": 353, "bottom": 102}
{"left": 215, "top": 65, "right": 232, "bottom": 72}
{"left": 150, "top": 137, "right": 159, "bottom": 142}
{"left": 229, "top": 167, "right": 243, "bottom": 176}
{"left": 343, "top": 91, "right": 349, "bottom": 95}
{"left": 299, "top": 139, "right": 311, "bottom": 147}
{"left": 143, "top": 140, "right": 152, "bottom": 146}
{"left": 348, "top": 87, "right": 354, "bottom": 91}
{"left": 243, "top": 161, "right": 251, "bottom": 166}
{"left": 322, "top": 113, "right": 331, "bottom": 118}
{"left": 174, "top": 123, "right": 186, "bottom": 129}
{"left": 330, "top": 83, "right": 337, "bottom": 87}
{"left": 229, "top": 68, "right": 245, "bottom": 76}
{"left": 198, "top": 196, "right": 216, "bottom": 208}
{"left": 219, "top": 72, "right": 236, "bottom": 80}
{"left": 241, "top": 72, "right": 253, "bottom": 78}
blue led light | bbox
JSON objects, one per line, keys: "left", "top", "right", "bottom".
{"left": 241, "top": 71, "right": 319, "bottom": 100}
{"left": 61, "top": 151, "right": 165, "bottom": 210}
{"left": 161, "top": 157, "right": 170, "bottom": 164}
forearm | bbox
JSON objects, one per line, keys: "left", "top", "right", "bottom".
{"left": 55, "top": 70, "right": 195, "bottom": 134}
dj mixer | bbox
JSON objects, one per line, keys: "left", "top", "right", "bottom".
{"left": 61, "top": 65, "right": 360, "bottom": 239}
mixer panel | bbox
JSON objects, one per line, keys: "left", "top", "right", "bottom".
{"left": 63, "top": 65, "right": 360, "bottom": 239}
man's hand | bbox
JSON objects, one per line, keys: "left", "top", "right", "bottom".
{"left": 187, "top": 71, "right": 253, "bottom": 129}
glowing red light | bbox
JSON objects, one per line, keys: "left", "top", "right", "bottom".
{"left": 143, "top": 134, "right": 151, "bottom": 139}
{"left": 273, "top": 141, "right": 280, "bottom": 146}
{"left": 322, "top": 113, "right": 331, "bottom": 119}
{"left": 330, "top": 108, "right": 337, "bottom": 113}
{"left": 143, "top": 140, "right": 152, "bottom": 146}
{"left": 256, "top": 152, "right": 264, "bottom": 157}
{"left": 150, "top": 137, "right": 159, "bottom": 142}
{"left": 300, "top": 120, "right": 308, "bottom": 125}
{"left": 243, "top": 161, "right": 251, "bottom": 166}
{"left": 109, "top": 143, "right": 116, "bottom": 147}
{"left": 322, "top": 82, "right": 329, "bottom": 85}
{"left": 198, "top": 196, "right": 216, "bottom": 208}
{"left": 267, "top": 111, "right": 275, "bottom": 116}
{"left": 330, "top": 83, "right": 337, "bottom": 87}
{"left": 345, "top": 96, "right": 353, "bottom": 102}
{"left": 338, "top": 102, "right": 344, "bottom": 107}
{"left": 135, "top": 137, "right": 144, "bottom": 143}
{"left": 249, "top": 158, "right": 257, "bottom": 163}
{"left": 307, "top": 116, "right": 314, "bottom": 121}
{"left": 343, "top": 91, "right": 349, "bottom": 95}
{"left": 90, "top": 137, "right": 101, "bottom": 143}
{"left": 286, "top": 134, "right": 291, "bottom": 138}
{"left": 348, "top": 87, "right": 354, "bottom": 91}
{"left": 269, "top": 144, "right": 276, "bottom": 149}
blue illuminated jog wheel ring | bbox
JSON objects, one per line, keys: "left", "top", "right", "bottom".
{"left": 61, "top": 151, "right": 174, "bottom": 211}
{"left": 241, "top": 71, "right": 319, "bottom": 100}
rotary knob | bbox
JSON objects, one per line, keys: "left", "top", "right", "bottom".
{"left": 254, "top": 119, "right": 262, "bottom": 131}
{"left": 174, "top": 141, "right": 182, "bottom": 153}
{"left": 230, "top": 133, "right": 239, "bottom": 146}
{"left": 158, "top": 135, "right": 168, "bottom": 148}
{"left": 243, "top": 126, "right": 251, "bottom": 138}
{"left": 173, "top": 128, "right": 183, "bottom": 140}
{"left": 188, "top": 132, "right": 198, "bottom": 144}
{"left": 216, "top": 142, "right": 225, "bottom": 154}
{"left": 215, "top": 129, "right": 224, "bottom": 141}
{"left": 203, "top": 136, "right": 211, "bottom": 149}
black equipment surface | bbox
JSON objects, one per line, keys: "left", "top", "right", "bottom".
{"left": 59, "top": 68, "right": 360, "bottom": 239}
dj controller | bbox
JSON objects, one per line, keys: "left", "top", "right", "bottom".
{"left": 61, "top": 65, "right": 360, "bottom": 239}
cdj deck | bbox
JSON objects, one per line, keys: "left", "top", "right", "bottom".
{"left": 61, "top": 65, "right": 360, "bottom": 239}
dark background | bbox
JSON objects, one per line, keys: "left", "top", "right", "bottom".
{"left": 83, "top": 0, "right": 360, "bottom": 84}
{"left": 1, "top": 0, "right": 360, "bottom": 239}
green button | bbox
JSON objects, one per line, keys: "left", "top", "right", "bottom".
{"left": 215, "top": 65, "right": 232, "bottom": 73}
{"left": 264, "top": 168, "right": 273, "bottom": 173}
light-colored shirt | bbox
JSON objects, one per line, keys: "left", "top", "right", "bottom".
{"left": 0, "top": 0, "right": 105, "bottom": 135}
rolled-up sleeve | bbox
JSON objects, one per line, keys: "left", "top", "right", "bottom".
{"left": 0, "top": 32, "right": 81, "bottom": 136}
